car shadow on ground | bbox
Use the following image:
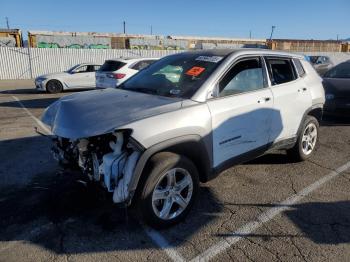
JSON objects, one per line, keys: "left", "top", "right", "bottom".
{"left": 0, "top": 172, "right": 222, "bottom": 254}
{"left": 0, "top": 89, "right": 39, "bottom": 95}
{"left": 217, "top": 201, "right": 350, "bottom": 244}
{"left": 0, "top": 88, "right": 94, "bottom": 95}
{"left": 0, "top": 98, "right": 60, "bottom": 109}
{"left": 321, "top": 115, "right": 350, "bottom": 126}
{"left": 0, "top": 136, "right": 223, "bottom": 254}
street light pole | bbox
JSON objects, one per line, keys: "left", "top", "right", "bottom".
{"left": 6, "top": 17, "right": 9, "bottom": 29}
{"left": 269, "top": 25, "right": 276, "bottom": 40}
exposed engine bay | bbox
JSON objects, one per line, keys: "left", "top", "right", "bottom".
{"left": 51, "top": 131, "right": 142, "bottom": 204}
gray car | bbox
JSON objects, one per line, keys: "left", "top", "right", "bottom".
{"left": 309, "top": 55, "right": 333, "bottom": 76}
{"left": 42, "top": 49, "right": 325, "bottom": 228}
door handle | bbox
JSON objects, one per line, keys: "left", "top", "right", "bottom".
{"left": 258, "top": 97, "right": 271, "bottom": 103}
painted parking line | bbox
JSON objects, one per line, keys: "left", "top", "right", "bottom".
{"left": 190, "top": 161, "right": 350, "bottom": 262}
{"left": 144, "top": 226, "right": 186, "bottom": 262}
{"left": 12, "top": 95, "right": 52, "bottom": 135}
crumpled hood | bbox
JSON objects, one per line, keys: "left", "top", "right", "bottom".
{"left": 42, "top": 88, "right": 182, "bottom": 139}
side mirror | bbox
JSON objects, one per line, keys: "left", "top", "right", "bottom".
{"left": 207, "top": 84, "right": 219, "bottom": 99}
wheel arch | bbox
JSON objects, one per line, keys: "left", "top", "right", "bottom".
{"left": 128, "top": 135, "right": 212, "bottom": 204}
{"left": 297, "top": 104, "right": 323, "bottom": 137}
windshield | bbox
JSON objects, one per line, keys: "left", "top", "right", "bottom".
{"left": 66, "top": 64, "right": 81, "bottom": 73}
{"left": 120, "top": 53, "right": 227, "bottom": 98}
{"left": 324, "top": 62, "right": 350, "bottom": 78}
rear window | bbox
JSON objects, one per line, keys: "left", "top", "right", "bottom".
{"left": 266, "top": 57, "right": 297, "bottom": 85}
{"left": 99, "top": 60, "right": 126, "bottom": 72}
{"left": 293, "top": 58, "right": 306, "bottom": 77}
{"left": 131, "top": 60, "right": 156, "bottom": 71}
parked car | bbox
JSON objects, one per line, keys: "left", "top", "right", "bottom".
{"left": 35, "top": 63, "right": 101, "bottom": 93}
{"left": 309, "top": 55, "right": 333, "bottom": 76}
{"left": 42, "top": 49, "right": 325, "bottom": 228}
{"left": 96, "top": 58, "right": 158, "bottom": 88}
{"left": 323, "top": 60, "right": 350, "bottom": 116}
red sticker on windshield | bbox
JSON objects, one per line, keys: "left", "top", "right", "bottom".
{"left": 185, "top": 66, "right": 205, "bottom": 76}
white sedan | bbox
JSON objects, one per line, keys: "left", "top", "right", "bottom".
{"left": 35, "top": 63, "right": 101, "bottom": 93}
{"left": 96, "top": 58, "right": 158, "bottom": 88}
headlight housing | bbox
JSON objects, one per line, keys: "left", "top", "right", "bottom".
{"left": 36, "top": 77, "right": 47, "bottom": 82}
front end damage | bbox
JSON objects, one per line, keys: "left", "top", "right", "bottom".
{"left": 52, "top": 130, "right": 142, "bottom": 204}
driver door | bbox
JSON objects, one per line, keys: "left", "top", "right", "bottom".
{"left": 207, "top": 56, "right": 276, "bottom": 168}
{"left": 68, "top": 65, "right": 95, "bottom": 88}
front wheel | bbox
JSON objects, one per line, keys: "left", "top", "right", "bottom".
{"left": 288, "top": 116, "right": 319, "bottom": 161}
{"left": 46, "top": 80, "right": 63, "bottom": 93}
{"left": 137, "top": 152, "right": 199, "bottom": 228}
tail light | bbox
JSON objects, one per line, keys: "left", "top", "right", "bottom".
{"left": 107, "top": 73, "right": 126, "bottom": 79}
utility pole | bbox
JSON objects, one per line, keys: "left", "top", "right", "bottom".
{"left": 249, "top": 30, "right": 252, "bottom": 39}
{"left": 337, "top": 34, "right": 339, "bottom": 41}
{"left": 151, "top": 25, "right": 153, "bottom": 35}
{"left": 269, "top": 25, "right": 276, "bottom": 40}
{"left": 6, "top": 17, "right": 9, "bottom": 29}
{"left": 123, "top": 21, "right": 126, "bottom": 34}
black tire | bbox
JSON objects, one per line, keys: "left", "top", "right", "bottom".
{"left": 46, "top": 80, "right": 63, "bottom": 93}
{"left": 137, "top": 152, "right": 199, "bottom": 229}
{"left": 287, "top": 116, "right": 319, "bottom": 161}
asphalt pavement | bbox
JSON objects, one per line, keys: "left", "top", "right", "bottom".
{"left": 0, "top": 80, "right": 350, "bottom": 262}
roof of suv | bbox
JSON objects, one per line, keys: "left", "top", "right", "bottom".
{"left": 172, "top": 48, "right": 304, "bottom": 59}
{"left": 107, "top": 57, "right": 159, "bottom": 63}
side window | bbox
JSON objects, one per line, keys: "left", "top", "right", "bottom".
{"left": 132, "top": 60, "right": 155, "bottom": 71}
{"left": 218, "top": 58, "right": 265, "bottom": 97}
{"left": 94, "top": 65, "right": 101, "bottom": 71}
{"left": 74, "top": 65, "right": 88, "bottom": 73}
{"left": 266, "top": 57, "right": 297, "bottom": 85}
{"left": 293, "top": 58, "right": 306, "bottom": 77}
{"left": 86, "top": 65, "right": 96, "bottom": 72}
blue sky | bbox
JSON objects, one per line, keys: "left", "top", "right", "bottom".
{"left": 0, "top": 0, "right": 349, "bottom": 40}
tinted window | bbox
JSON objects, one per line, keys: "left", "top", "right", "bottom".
{"left": 293, "top": 58, "right": 306, "bottom": 77}
{"left": 121, "top": 53, "right": 227, "bottom": 98}
{"left": 219, "top": 58, "right": 265, "bottom": 97}
{"left": 266, "top": 58, "right": 296, "bottom": 85}
{"left": 324, "top": 62, "right": 350, "bottom": 78}
{"left": 131, "top": 60, "right": 156, "bottom": 70}
{"left": 74, "top": 65, "right": 88, "bottom": 73}
{"left": 99, "top": 60, "right": 126, "bottom": 72}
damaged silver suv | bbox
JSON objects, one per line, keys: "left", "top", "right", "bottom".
{"left": 42, "top": 49, "right": 325, "bottom": 228}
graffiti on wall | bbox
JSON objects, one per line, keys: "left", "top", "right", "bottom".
{"left": 36, "top": 35, "right": 111, "bottom": 49}
{"left": 129, "top": 38, "right": 188, "bottom": 50}
{"left": 0, "top": 37, "right": 16, "bottom": 47}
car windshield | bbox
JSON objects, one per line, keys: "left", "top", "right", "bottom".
{"left": 120, "top": 53, "right": 227, "bottom": 98}
{"left": 324, "top": 62, "right": 350, "bottom": 78}
{"left": 66, "top": 64, "right": 81, "bottom": 73}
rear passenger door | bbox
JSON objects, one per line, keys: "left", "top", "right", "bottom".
{"left": 264, "top": 56, "right": 312, "bottom": 142}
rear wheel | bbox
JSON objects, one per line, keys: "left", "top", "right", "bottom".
{"left": 137, "top": 152, "right": 199, "bottom": 228}
{"left": 46, "top": 80, "right": 63, "bottom": 93}
{"left": 287, "top": 116, "right": 319, "bottom": 161}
